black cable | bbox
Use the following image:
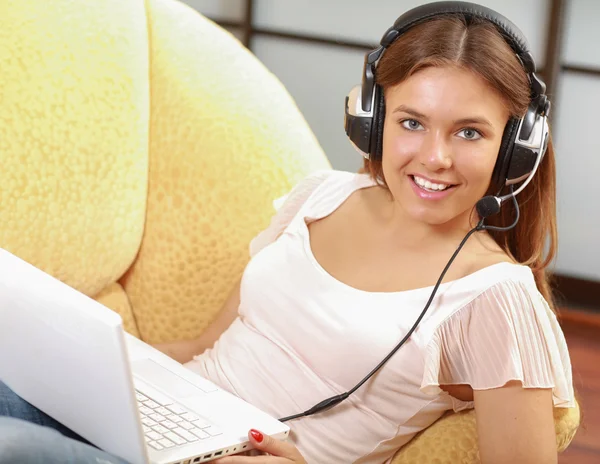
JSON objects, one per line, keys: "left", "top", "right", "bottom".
{"left": 278, "top": 187, "right": 519, "bottom": 423}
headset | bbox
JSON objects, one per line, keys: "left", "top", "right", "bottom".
{"left": 279, "top": 1, "right": 551, "bottom": 423}
{"left": 344, "top": 1, "right": 550, "bottom": 194}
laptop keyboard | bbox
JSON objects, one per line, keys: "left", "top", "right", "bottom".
{"left": 135, "top": 387, "right": 222, "bottom": 451}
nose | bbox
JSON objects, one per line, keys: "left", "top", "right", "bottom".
{"left": 419, "top": 133, "right": 452, "bottom": 171}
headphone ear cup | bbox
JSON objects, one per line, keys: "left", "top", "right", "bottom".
{"left": 492, "top": 118, "right": 520, "bottom": 188}
{"left": 370, "top": 85, "right": 386, "bottom": 161}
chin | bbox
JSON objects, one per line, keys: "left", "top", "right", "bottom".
{"left": 406, "top": 208, "right": 458, "bottom": 226}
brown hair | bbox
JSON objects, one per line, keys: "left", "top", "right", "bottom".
{"left": 364, "top": 16, "right": 558, "bottom": 311}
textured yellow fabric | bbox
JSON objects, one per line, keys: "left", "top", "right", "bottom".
{"left": 94, "top": 282, "right": 140, "bottom": 338}
{"left": 120, "top": 0, "right": 330, "bottom": 343}
{"left": 554, "top": 401, "right": 581, "bottom": 452}
{"left": 394, "top": 410, "right": 480, "bottom": 464}
{"left": 0, "top": 0, "right": 149, "bottom": 296}
{"left": 392, "top": 403, "right": 581, "bottom": 463}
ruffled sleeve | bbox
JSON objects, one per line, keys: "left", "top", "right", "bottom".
{"left": 248, "top": 169, "right": 333, "bottom": 257}
{"left": 421, "top": 278, "right": 575, "bottom": 411}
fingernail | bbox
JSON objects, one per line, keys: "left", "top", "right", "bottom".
{"left": 250, "top": 429, "right": 264, "bottom": 443}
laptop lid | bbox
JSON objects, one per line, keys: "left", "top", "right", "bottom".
{"left": 0, "top": 249, "right": 148, "bottom": 464}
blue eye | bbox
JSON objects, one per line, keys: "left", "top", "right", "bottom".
{"left": 457, "top": 128, "right": 482, "bottom": 140}
{"left": 401, "top": 119, "right": 424, "bottom": 131}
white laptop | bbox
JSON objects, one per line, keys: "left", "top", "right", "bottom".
{"left": 0, "top": 249, "right": 289, "bottom": 464}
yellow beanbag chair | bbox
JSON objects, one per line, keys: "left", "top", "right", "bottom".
{"left": 0, "top": 0, "right": 579, "bottom": 461}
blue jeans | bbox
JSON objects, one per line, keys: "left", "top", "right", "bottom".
{"left": 0, "top": 380, "right": 129, "bottom": 463}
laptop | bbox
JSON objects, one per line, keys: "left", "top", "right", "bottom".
{"left": 0, "top": 249, "right": 290, "bottom": 464}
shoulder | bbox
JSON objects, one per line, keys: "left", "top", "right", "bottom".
{"left": 473, "top": 264, "right": 541, "bottom": 306}
{"left": 420, "top": 262, "right": 539, "bottom": 334}
{"left": 443, "top": 263, "right": 548, "bottom": 333}
{"left": 453, "top": 229, "right": 520, "bottom": 286}
{"left": 277, "top": 169, "right": 377, "bottom": 215}
{"left": 249, "top": 170, "right": 371, "bottom": 256}
{"left": 467, "top": 262, "right": 540, "bottom": 305}
{"left": 422, "top": 262, "right": 574, "bottom": 410}
{"left": 470, "top": 226, "right": 517, "bottom": 262}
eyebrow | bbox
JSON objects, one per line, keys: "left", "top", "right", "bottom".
{"left": 392, "top": 104, "right": 494, "bottom": 128}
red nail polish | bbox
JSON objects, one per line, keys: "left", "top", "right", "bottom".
{"left": 250, "top": 429, "right": 264, "bottom": 443}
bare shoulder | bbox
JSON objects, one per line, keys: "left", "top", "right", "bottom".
{"left": 352, "top": 181, "right": 393, "bottom": 217}
{"left": 328, "top": 179, "right": 389, "bottom": 222}
{"left": 463, "top": 230, "right": 516, "bottom": 275}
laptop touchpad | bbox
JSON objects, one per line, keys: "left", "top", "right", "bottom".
{"left": 132, "top": 359, "right": 205, "bottom": 398}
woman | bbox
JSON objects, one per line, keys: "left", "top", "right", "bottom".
{"left": 0, "top": 4, "right": 575, "bottom": 464}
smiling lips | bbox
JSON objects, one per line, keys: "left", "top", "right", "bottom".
{"left": 409, "top": 174, "right": 458, "bottom": 200}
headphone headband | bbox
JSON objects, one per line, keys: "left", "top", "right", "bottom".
{"left": 361, "top": 1, "right": 539, "bottom": 113}
{"left": 388, "top": 2, "right": 533, "bottom": 63}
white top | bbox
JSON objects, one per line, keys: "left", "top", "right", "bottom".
{"left": 185, "top": 169, "right": 575, "bottom": 464}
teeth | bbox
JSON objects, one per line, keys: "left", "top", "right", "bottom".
{"left": 413, "top": 175, "right": 451, "bottom": 191}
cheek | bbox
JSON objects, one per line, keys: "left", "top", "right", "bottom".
{"left": 382, "top": 128, "right": 422, "bottom": 167}
{"left": 457, "top": 144, "right": 500, "bottom": 186}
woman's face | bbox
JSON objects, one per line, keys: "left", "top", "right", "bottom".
{"left": 381, "top": 65, "right": 510, "bottom": 227}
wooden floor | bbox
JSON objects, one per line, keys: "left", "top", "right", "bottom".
{"left": 558, "top": 308, "right": 600, "bottom": 463}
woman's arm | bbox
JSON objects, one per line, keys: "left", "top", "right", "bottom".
{"left": 152, "top": 279, "right": 241, "bottom": 363}
{"left": 474, "top": 380, "right": 557, "bottom": 464}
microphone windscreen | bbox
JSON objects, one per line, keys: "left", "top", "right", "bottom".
{"left": 476, "top": 196, "right": 501, "bottom": 218}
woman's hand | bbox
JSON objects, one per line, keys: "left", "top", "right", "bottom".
{"left": 215, "top": 429, "right": 307, "bottom": 463}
